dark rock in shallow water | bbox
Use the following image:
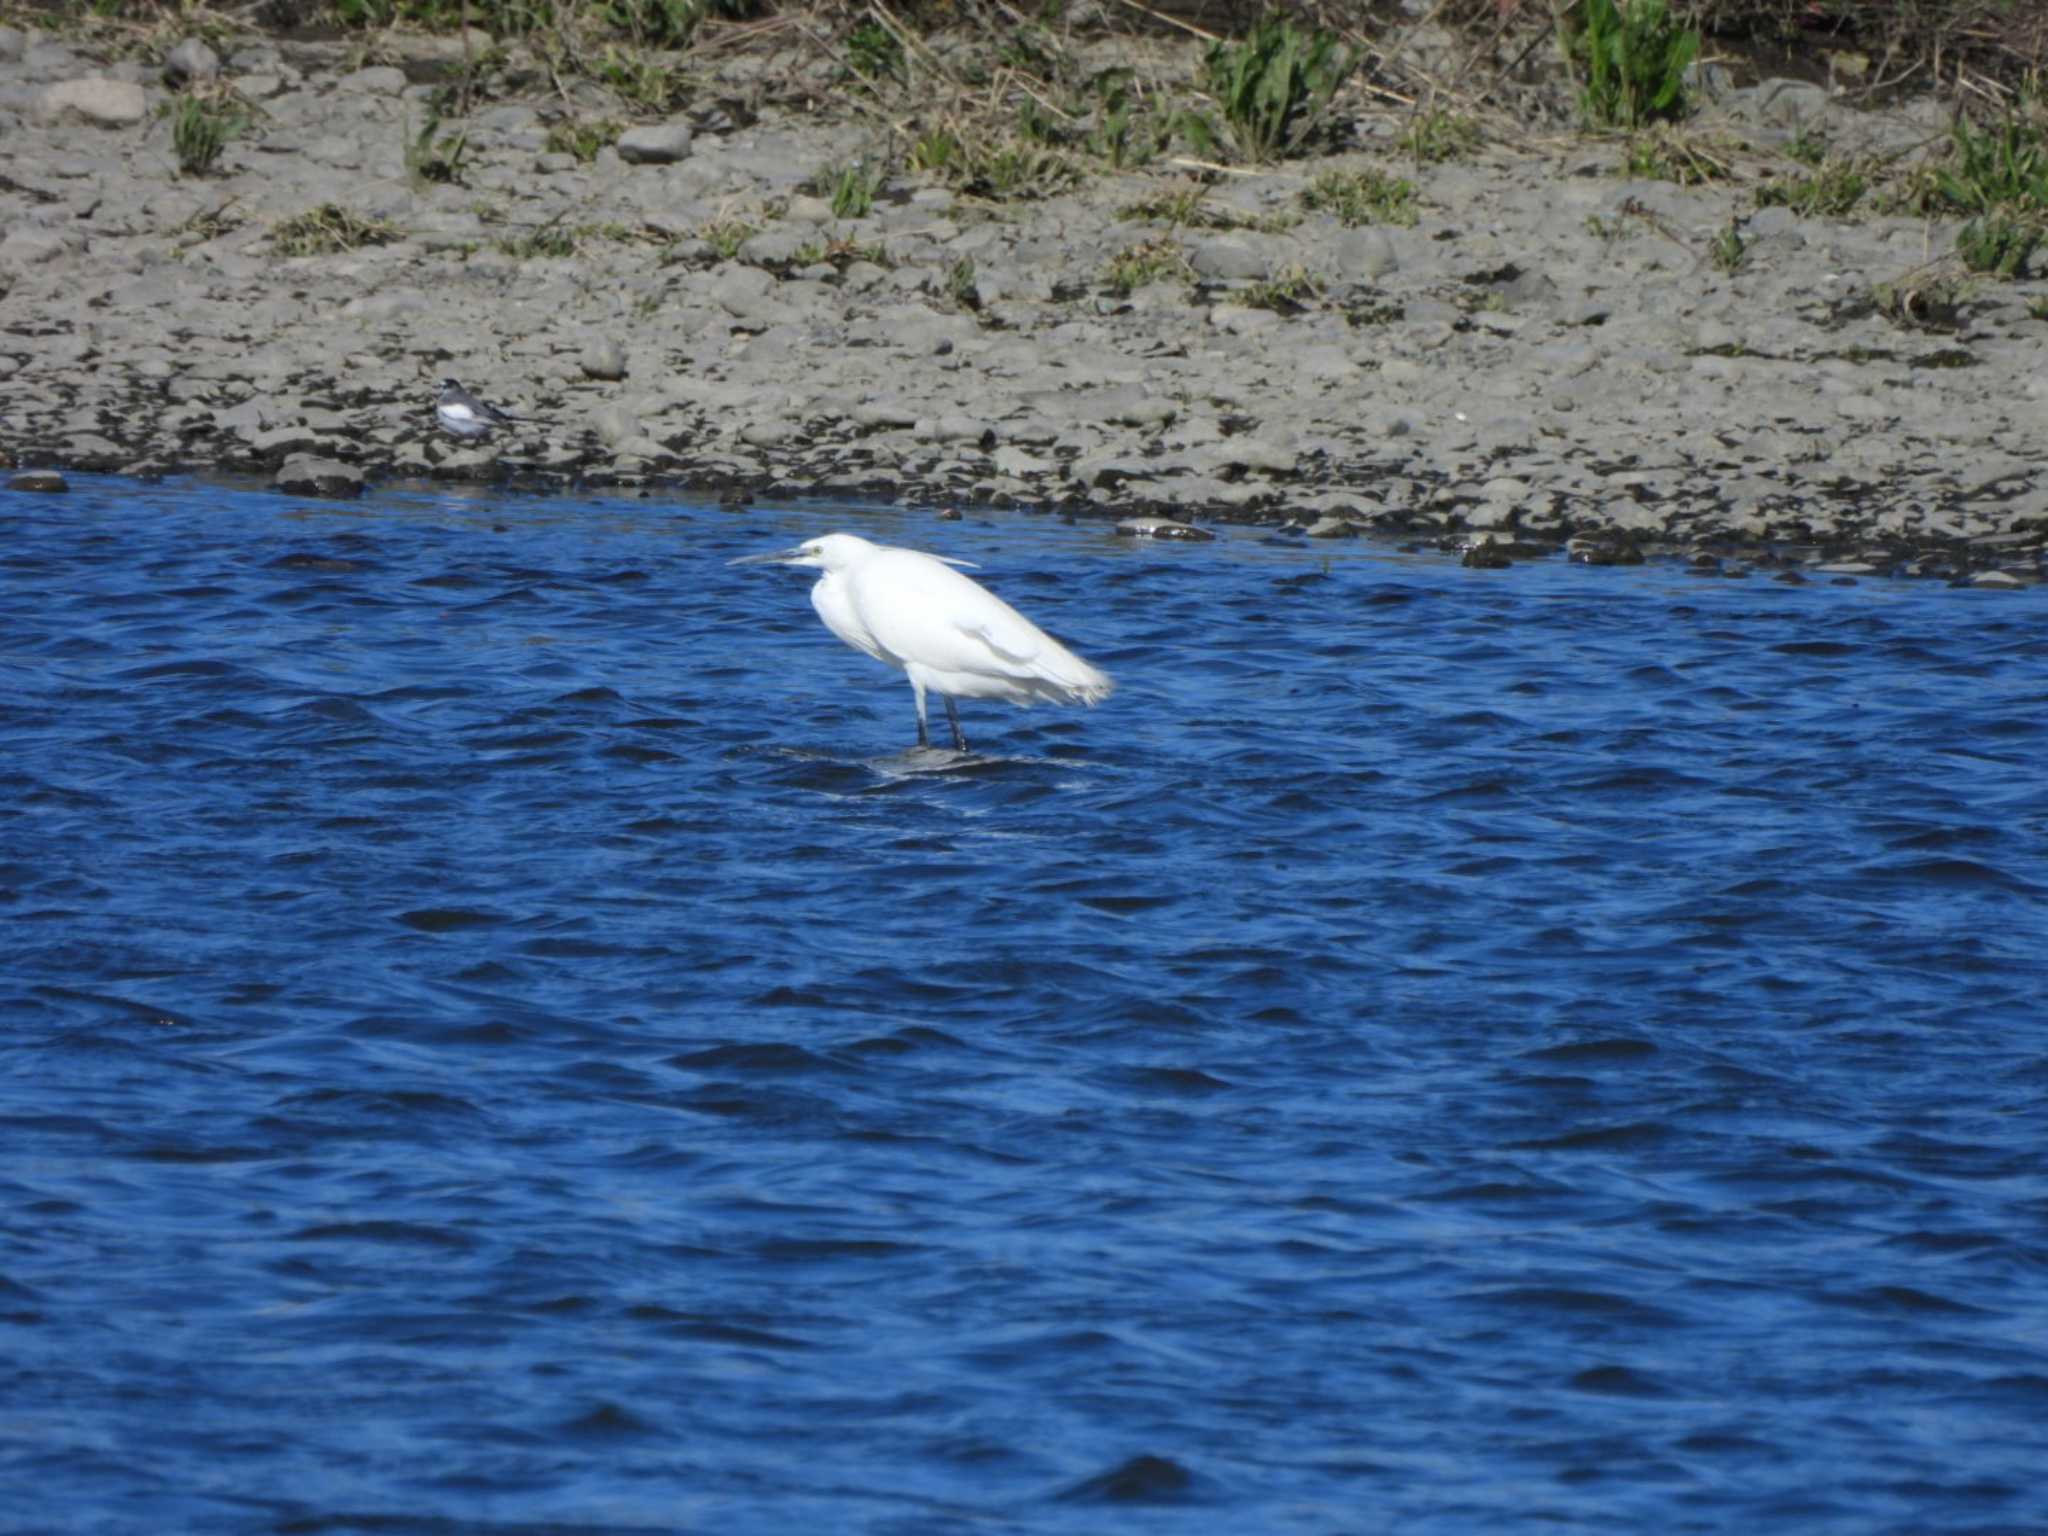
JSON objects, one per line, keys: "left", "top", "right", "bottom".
{"left": 1567, "top": 535, "right": 1644, "bottom": 566}
{"left": 274, "top": 455, "right": 364, "bottom": 498}
{"left": 9, "top": 470, "right": 69, "bottom": 492}
{"left": 1461, "top": 536, "right": 1513, "bottom": 569}
{"left": 1057, "top": 1453, "right": 1194, "bottom": 1504}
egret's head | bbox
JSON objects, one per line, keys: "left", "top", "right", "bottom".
{"left": 728, "top": 533, "right": 872, "bottom": 571}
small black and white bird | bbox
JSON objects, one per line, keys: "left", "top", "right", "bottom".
{"left": 434, "top": 378, "right": 526, "bottom": 441}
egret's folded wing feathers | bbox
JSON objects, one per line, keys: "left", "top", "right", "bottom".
{"left": 956, "top": 613, "right": 1043, "bottom": 667}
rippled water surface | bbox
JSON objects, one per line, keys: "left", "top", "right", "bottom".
{"left": 4, "top": 476, "right": 2047, "bottom": 1535}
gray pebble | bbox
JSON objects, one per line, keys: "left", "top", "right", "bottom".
{"left": 581, "top": 337, "right": 627, "bottom": 381}
{"left": 335, "top": 66, "right": 407, "bottom": 94}
{"left": 162, "top": 38, "right": 221, "bottom": 85}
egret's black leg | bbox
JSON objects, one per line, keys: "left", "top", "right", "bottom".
{"left": 913, "top": 680, "right": 930, "bottom": 748}
{"left": 943, "top": 697, "right": 968, "bottom": 752}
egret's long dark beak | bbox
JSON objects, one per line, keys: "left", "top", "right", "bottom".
{"left": 727, "top": 546, "right": 807, "bottom": 567}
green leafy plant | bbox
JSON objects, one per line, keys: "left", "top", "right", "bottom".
{"left": 909, "top": 127, "right": 960, "bottom": 175}
{"left": 920, "top": 131, "right": 1078, "bottom": 201}
{"left": 1120, "top": 187, "right": 1295, "bottom": 233}
{"left": 1931, "top": 109, "right": 2048, "bottom": 214}
{"left": 1200, "top": 14, "right": 1355, "bottom": 162}
{"left": 1620, "top": 127, "right": 1734, "bottom": 186}
{"left": 1786, "top": 127, "right": 1829, "bottom": 166}
{"left": 602, "top": 0, "right": 705, "bottom": 48}
{"left": 1086, "top": 68, "right": 1159, "bottom": 169}
{"left": 1123, "top": 185, "right": 1210, "bottom": 227}
{"left": 700, "top": 216, "right": 757, "bottom": 261}
{"left": 1756, "top": 157, "right": 1869, "bottom": 217}
{"left": 1244, "top": 264, "right": 1322, "bottom": 311}
{"left": 1398, "top": 107, "right": 1480, "bottom": 163}
{"left": 545, "top": 117, "right": 622, "bottom": 163}
{"left": 946, "top": 255, "right": 978, "bottom": 310}
{"left": 171, "top": 91, "right": 241, "bottom": 177}
{"left": 270, "top": 204, "right": 403, "bottom": 256}
{"left": 1104, "top": 236, "right": 1192, "bottom": 296}
{"left": 788, "top": 235, "right": 889, "bottom": 270}
{"left": 1016, "top": 95, "right": 1062, "bottom": 147}
{"left": 845, "top": 19, "right": 903, "bottom": 87}
{"left": 812, "top": 159, "right": 885, "bottom": 220}
{"left": 1956, "top": 212, "right": 2042, "bottom": 277}
{"left": 1900, "top": 104, "right": 2048, "bottom": 277}
{"left": 332, "top": 0, "right": 761, "bottom": 40}
{"left": 1709, "top": 218, "right": 1747, "bottom": 273}
{"left": 1302, "top": 167, "right": 1416, "bottom": 227}
{"left": 406, "top": 111, "right": 470, "bottom": 185}
{"left": 599, "top": 46, "right": 682, "bottom": 111}
{"left": 1563, "top": 0, "right": 1699, "bottom": 130}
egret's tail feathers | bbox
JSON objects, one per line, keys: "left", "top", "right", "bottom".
{"left": 1046, "top": 655, "right": 1114, "bottom": 708}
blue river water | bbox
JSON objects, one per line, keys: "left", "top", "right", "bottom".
{"left": 3, "top": 475, "right": 2045, "bottom": 1535}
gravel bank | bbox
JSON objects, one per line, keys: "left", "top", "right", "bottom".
{"left": 3, "top": 19, "right": 2046, "bottom": 583}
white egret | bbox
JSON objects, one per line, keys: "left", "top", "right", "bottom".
{"left": 731, "top": 532, "right": 1114, "bottom": 750}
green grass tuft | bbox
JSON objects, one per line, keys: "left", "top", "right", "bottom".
{"left": 271, "top": 204, "right": 403, "bottom": 256}
{"left": 171, "top": 91, "right": 242, "bottom": 177}
{"left": 1104, "top": 237, "right": 1192, "bottom": 297}
{"left": 1564, "top": 0, "right": 1699, "bottom": 130}
{"left": 1201, "top": 14, "right": 1355, "bottom": 163}
{"left": 1302, "top": 168, "right": 1417, "bottom": 227}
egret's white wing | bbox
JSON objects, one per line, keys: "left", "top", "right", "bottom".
{"left": 811, "top": 573, "right": 890, "bottom": 663}
{"left": 855, "top": 551, "right": 1050, "bottom": 680}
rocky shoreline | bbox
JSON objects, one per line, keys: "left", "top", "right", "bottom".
{"left": 3, "top": 16, "right": 2045, "bottom": 584}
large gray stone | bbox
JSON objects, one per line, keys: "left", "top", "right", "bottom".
{"left": 1333, "top": 227, "right": 1398, "bottom": 280}
{"left": 616, "top": 123, "right": 693, "bottom": 164}
{"left": 335, "top": 66, "right": 407, "bottom": 94}
{"left": 162, "top": 37, "right": 221, "bottom": 85}
{"left": 1187, "top": 235, "right": 1272, "bottom": 281}
{"left": 0, "top": 227, "right": 82, "bottom": 267}
{"left": 38, "top": 77, "right": 147, "bottom": 127}
{"left": 581, "top": 336, "right": 627, "bottom": 381}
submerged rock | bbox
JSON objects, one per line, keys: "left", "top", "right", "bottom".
{"left": 1461, "top": 536, "right": 1513, "bottom": 569}
{"left": 274, "top": 456, "right": 363, "bottom": 498}
{"left": 8, "top": 471, "right": 70, "bottom": 493}
{"left": 1567, "top": 536, "right": 1645, "bottom": 566}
